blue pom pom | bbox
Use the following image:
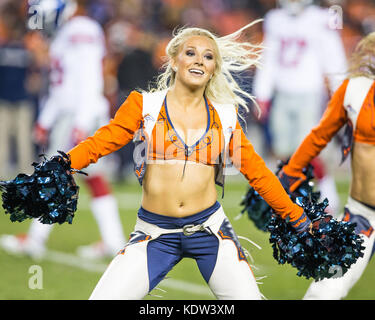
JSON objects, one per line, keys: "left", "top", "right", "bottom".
{"left": 240, "top": 160, "right": 365, "bottom": 280}
{"left": 0, "top": 151, "right": 86, "bottom": 225}
{"left": 240, "top": 188, "right": 273, "bottom": 231}
{"left": 241, "top": 161, "right": 320, "bottom": 232}
{"left": 267, "top": 196, "right": 365, "bottom": 280}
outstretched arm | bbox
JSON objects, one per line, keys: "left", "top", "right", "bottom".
{"left": 229, "top": 121, "right": 309, "bottom": 232}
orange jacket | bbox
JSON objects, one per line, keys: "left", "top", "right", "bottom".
{"left": 68, "top": 91, "right": 305, "bottom": 223}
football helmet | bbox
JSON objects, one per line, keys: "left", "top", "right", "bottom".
{"left": 278, "top": 0, "right": 313, "bottom": 15}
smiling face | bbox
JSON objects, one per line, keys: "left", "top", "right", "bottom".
{"left": 171, "top": 35, "right": 217, "bottom": 91}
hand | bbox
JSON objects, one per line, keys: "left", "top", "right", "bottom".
{"left": 290, "top": 211, "right": 312, "bottom": 234}
{"left": 32, "top": 123, "right": 49, "bottom": 147}
{"left": 278, "top": 168, "right": 306, "bottom": 194}
{"left": 71, "top": 128, "right": 88, "bottom": 145}
{"left": 256, "top": 99, "right": 271, "bottom": 124}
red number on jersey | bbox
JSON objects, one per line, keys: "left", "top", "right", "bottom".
{"left": 279, "top": 37, "right": 307, "bottom": 68}
{"left": 50, "top": 57, "right": 63, "bottom": 86}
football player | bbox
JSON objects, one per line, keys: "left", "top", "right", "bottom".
{"left": 0, "top": 0, "right": 126, "bottom": 260}
{"left": 253, "top": 0, "right": 347, "bottom": 215}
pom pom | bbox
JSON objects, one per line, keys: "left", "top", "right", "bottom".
{"left": 0, "top": 151, "right": 86, "bottom": 225}
{"left": 240, "top": 188, "right": 273, "bottom": 231}
{"left": 240, "top": 160, "right": 365, "bottom": 280}
{"left": 268, "top": 194, "right": 365, "bottom": 281}
{"left": 240, "top": 161, "right": 318, "bottom": 232}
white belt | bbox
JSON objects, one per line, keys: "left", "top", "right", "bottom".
{"left": 134, "top": 206, "right": 226, "bottom": 239}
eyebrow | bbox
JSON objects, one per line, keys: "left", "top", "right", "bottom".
{"left": 185, "top": 46, "right": 214, "bottom": 53}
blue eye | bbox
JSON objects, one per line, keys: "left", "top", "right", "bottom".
{"left": 205, "top": 54, "right": 213, "bottom": 60}
{"left": 186, "top": 50, "right": 195, "bottom": 56}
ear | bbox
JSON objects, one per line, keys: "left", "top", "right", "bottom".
{"left": 170, "top": 59, "right": 177, "bottom": 72}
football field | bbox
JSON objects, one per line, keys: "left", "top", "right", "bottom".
{"left": 0, "top": 174, "right": 374, "bottom": 300}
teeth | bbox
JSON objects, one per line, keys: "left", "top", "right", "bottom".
{"left": 189, "top": 69, "right": 204, "bottom": 75}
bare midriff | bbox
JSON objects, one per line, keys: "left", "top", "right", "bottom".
{"left": 350, "top": 141, "right": 375, "bottom": 207}
{"left": 141, "top": 160, "right": 218, "bottom": 217}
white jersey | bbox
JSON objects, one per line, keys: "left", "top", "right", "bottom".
{"left": 254, "top": 5, "right": 347, "bottom": 101}
{"left": 38, "top": 16, "right": 109, "bottom": 132}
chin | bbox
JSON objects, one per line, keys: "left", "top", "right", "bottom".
{"left": 184, "top": 78, "right": 209, "bottom": 90}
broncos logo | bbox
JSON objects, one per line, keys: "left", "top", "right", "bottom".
{"left": 218, "top": 218, "right": 248, "bottom": 262}
{"left": 118, "top": 231, "right": 152, "bottom": 255}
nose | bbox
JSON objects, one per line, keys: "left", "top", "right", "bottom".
{"left": 194, "top": 54, "right": 204, "bottom": 66}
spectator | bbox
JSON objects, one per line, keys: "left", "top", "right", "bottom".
{"left": 0, "top": 2, "right": 35, "bottom": 180}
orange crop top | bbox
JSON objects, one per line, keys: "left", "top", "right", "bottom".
{"left": 147, "top": 95, "right": 224, "bottom": 165}
{"left": 68, "top": 90, "right": 305, "bottom": 224}
{"left": 284, "top": 78, "right": 375, "bottom": 176}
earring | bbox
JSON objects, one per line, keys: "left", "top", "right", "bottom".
{"left": 173, "top": 67, "right": 178, "bottom": 72}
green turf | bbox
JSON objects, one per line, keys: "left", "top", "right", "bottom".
{"left": 0, "top": 174, "right": 374, "bottom": 300}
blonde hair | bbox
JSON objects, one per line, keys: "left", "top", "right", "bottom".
{"left": 150, "top": 21, "right": 262, "bottom": 115}
{"left": 348, "top": 32, "right": 375, "bottom": 80}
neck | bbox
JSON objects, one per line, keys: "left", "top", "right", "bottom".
{"left": 168, "top": 83, "right": 206, "bottom": 110}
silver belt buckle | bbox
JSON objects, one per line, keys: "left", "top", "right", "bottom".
{"left": 182, "top": 224, "right": 195, "bottom": 236}
{"left": 182, "top": 224, "right": 204, "bottom": 236}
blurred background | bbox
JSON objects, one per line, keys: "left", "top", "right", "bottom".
{"left": 0, "top": 0, "right": 374, "bottom": 300}
{"left": 1, "top": 0, "right": 374, "bottom": 181}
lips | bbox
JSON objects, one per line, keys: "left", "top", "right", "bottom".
{"left": 189, "top": 68, "right": 204, "bottom": 75}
